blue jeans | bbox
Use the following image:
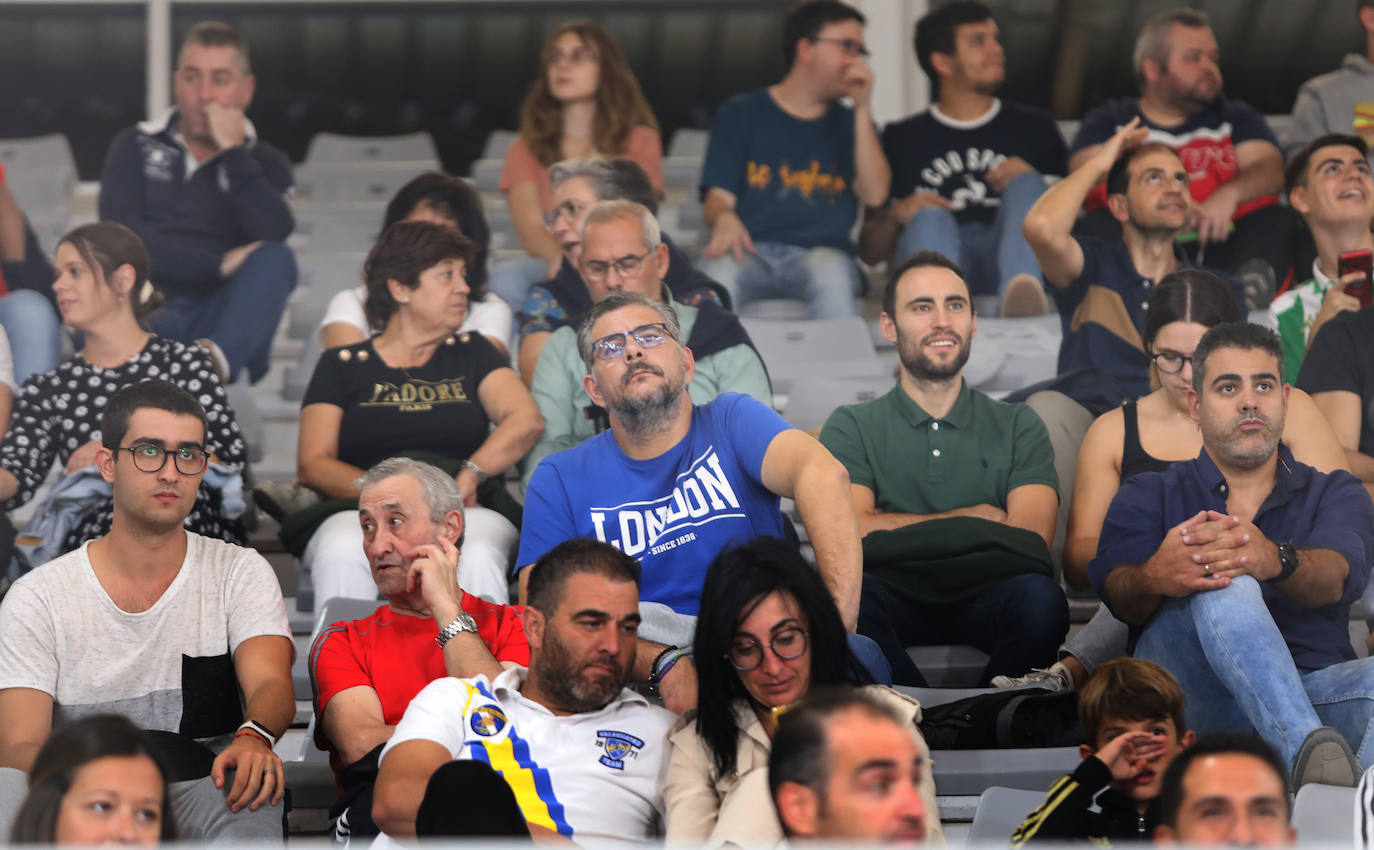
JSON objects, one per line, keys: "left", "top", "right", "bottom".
{"left": 1135, "top": 575, "right": 1374, "bottom": 769}
{"left": 896, "top": 171, "right": 1046, "bottom": 305}
{"left": 696, "top": 242, "right": 861, "bottom": 319}
{"left": 847, "top": 633, "right": 893, "bottom": 686}
{"left": 0, "top": 290, "right": 60, "bottom": 386}
{"left": 487, "top": 255, "right": 550, "bottom": 311}
{"left": 152, "top": 241, "right": 297, "bottom": 383}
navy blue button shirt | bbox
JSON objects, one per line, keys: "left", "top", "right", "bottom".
{"left": 1090, "top": 445, "right": 1374, "bottom": 671}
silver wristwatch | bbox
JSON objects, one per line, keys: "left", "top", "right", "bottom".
{"left": 435, "top": 611, "right": 479, "bottom": 648}
{"left": 460, "top": 459, "right": 490, "bottom": 484}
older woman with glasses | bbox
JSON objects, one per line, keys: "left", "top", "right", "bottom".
{"left": 664, "top": 537, "right": 942, "bottom": 846}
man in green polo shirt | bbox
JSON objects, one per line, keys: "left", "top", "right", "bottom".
{"left": 819, "top": 249, "right": 1067, "bottom": 686}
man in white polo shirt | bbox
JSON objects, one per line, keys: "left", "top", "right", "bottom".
{"left": 372, "top": 537, "right": 674, "bottom": 843}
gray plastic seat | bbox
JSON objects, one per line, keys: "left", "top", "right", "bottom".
{"left": 297, "top": 162, "right": 432, "bottom": 205}
{"left": 305, "top": 131, "right": 439, "bottom": 166}
{"left": 1292, "top": 782, "right": 1355, "bottom": 845}
{"left": 932, "top": 747, "right": 1081, "bottom": 797}
{"left": 907, "top": 645, "right": 991, "bottom": 688}
{"left": 780, "top": 374, "right": 894, "bottom": 432}
{"left": 288, "top": 252, "right": 367, "bottom": 340}
{"left": 741, "top": 315, "right": 886, "bottom": 395}
{"left": 968, "top": 786, "right": 1046, "bottom": 845}
{"left": 296, "top": 210, "right": 381, "bottom": 254}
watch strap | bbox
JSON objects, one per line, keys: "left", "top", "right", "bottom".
{"left": 236, "top": 719, "right": 277, "bottom": 748}
{"left": 435, "top": 612, "right": 479, "bottom": 648}
{"left": 1272, "top": 543, "right": 1299, "bottom": 583}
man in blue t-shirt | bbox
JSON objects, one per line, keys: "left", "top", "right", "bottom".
{"left": 518, "top": 291, "right": 864, "bottom": 712}
{"left": 1090, "top": 322, "right": 1374, "bottom": 788}
{"left": 1069, "top": 7, "right": 1291, "bottom": 299}
{"left": 860, "top": 1, "right": 1067, "bottom": 318}
{"left": 697, "top": 0, "right": 890, "bottom": 319}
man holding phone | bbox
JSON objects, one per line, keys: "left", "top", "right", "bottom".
{"left": 1268, "top": 134, "right": 1374, "bottom": 377}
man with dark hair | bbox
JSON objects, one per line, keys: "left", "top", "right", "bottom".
{"left": 1270, "top": 134, "right": 1374, "bottom": 375}
{"left": 769, "top": 688, "right": 928, "bottom": 843}
{"left": 523, "top": 200, "right": 770, "bottom": 491}
{"left": 820, "top": 250, "right": 1065, "bottom": 686}
{"left": 0, "top": 380, "right": 294, "bottom": 839}
{"left": 1090, "top": 322, "right": 1374, "bottom": 789}
{"left": 1284, "top": 0, "right": 1374, "bottom": 160}
{"left": 697, "top": 0, "right": 889, "bottom": 318}
{"left": 1070, "top": 8, "right": 1290, "bottom": 293}
{"left": 517, "top": 156, "right": 727, "bottom": 382}
{"left": 861, "top": 0, "right": 1067, "bottom": 317}
{"left": 371, "top": 538, "right": 674, "bottom": 843}
{"left": 100, "top": 20, "right": 296, "bottom": 384}
{"left": 310, "top": 457, "right": 530, "bottom": 843}
{"left": 1154, "top": 733, "right": 1295, "bottom": 846}
{"left": 518, "top": 291, "right": 864, "bottom": 712}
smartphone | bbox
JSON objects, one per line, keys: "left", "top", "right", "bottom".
{"left": 1339, "top": 249, "right": 1374, "bottom": 308}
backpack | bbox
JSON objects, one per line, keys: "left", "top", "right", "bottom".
{"left": 917, "top": 688, "right": 1084, "bottom": 750}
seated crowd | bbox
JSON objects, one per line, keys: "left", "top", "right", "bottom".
{"left": 0, "top": 0, "right": 1372, "bottom": 845}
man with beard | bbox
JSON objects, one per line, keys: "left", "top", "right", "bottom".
{"left": 523, "top": 200, "right": 770, "bottom": 491}
{"left": 1070, "top": 8, "right": 1290, "bottom": 294}
{"left": 371, "top": 538, "right": 676, "bottom": 843}
{"left": 1091, "top": 322, "right": 1374, "bottom": 789}
{"left": 309, "top": 457, "right": 530, "bottom": 842}
{"left": 518, "top": 291, "right": 864, "bottom": 712}
{"left": 859, "top": 1, "right": 1067, "bottom": 317}
{"left": 819, "top": 251, "right": 1065, "bottom": 686}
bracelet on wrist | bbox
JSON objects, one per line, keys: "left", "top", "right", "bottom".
{"left": 648, "top": 646, "right": 689, "bottom": 685}
{"left": 235, "top": 719, "right": 277, "bottom": 748}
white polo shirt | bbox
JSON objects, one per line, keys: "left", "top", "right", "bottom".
{"left": 377, "top": 666, "right": 674, "bottom": 846}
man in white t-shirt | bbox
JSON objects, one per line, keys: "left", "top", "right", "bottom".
{"left": 0, "top": 380, "right": 295, "bottom": 841}
{"left": 372, "top": 537, "right": 675, "bottom": 844}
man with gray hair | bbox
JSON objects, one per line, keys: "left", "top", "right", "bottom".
{"left": 310, "top": 457, "right": 529, "bottom": 842}
{"left": 518, "top": 290, "right": 865, "bottom": 713}
{"left": 516, "top": 156, "right": 728, "bottom": 382}
{"left": 522, "top": 199, "right": 771, "bottom": 490}
{"left": 1069, "top": 7, "right": 1291, "bottom": 293}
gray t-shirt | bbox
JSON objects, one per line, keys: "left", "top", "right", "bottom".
{"left": 0, "top": 532, "right": 291, "bottom": 746}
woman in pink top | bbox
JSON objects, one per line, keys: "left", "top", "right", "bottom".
{"left": 493, "top": 19, "right": 663, "bottom": 305}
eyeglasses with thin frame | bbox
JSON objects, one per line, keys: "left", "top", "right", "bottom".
{"left": 543, "top": 199, "right": 587, "bottom": 227}
{"left": 591, "top": 322, "right": 675, "bottom": 361}
{"left": 727, "top": 626, "right": 810, "bottom": 671}
{"left": 1150, "top": 350, "right": 1193, "bottom": 374}
{"left": 810, "top": 36, "right": 870, "bottom": 57}
{"left": 581, "top": 250, "right": 653, "bottom": 282}
{"left": 118, "top": 443, "right": 209, "bottom": 475}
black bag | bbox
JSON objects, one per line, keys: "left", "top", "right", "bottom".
{"left": 917, "top": 688, "right": 1084, "bottom": 750}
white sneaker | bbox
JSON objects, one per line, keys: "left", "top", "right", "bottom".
{"left": 990, "top": 661, "right": 1073, "bottom": 691}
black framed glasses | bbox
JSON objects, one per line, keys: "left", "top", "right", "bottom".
{"left": 727, "top": 627, "right": 809, "bottom": 671}
{"left": 591, "top": 322, "right": 675, "bottom": 361}
{"left": 581, "top": 250, "right": 653, "bottom": 282}
{"left": 1150, "top": 350, "right": 1193, "bottom": 374}
{"left": 811, "top": 36, "right": 870, "bottom": 57}
{"left": 119, "top": 444, "right": 209, "bottom": 475}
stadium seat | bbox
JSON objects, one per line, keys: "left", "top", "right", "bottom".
{"left": 968, "top": 786, "right": 1045, "bottom": 845}
{"left": 304, "top": 131, "right": 440, "bottom": 166}
{"left": 0, "top": 135, "right": 77, "bottom": 243}
{"left": 779, "top": 374, "right": 893, "bottom": 432}
{"left": 470, "top": 129, "right": 518, "bottom": 192}
{"left": 664, "top": 128, "right": 708, "bottom": 190}
{"left": 288, "top": 252, "right": 367, "bottom": 340}
{"left": 742, "top": 315, "right": 887, "bottom": 395}
{"left": 907, "top": 645, "right": 991, "bottom": 688}
{"left": 1292, "top": 783, "right": 1355, "bottom": 845}
{"left": 962, "top": 314, "right": 1061, "bottom": 396}
{"left": 224, "top": 384, "right": 265, "bottom": 465}
{"left": 295, "top": 209, "right": 381, "bottom": 253}
{"left": 932, "top": 748, "right": 1081, "bottom": 796}
{"left": 283, "top": 334, "right": 323, "bottom": 402}
{"left": 297, "top": 162, "right": 432, "bottom": 205}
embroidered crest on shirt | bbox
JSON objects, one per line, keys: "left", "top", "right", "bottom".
{"left": 139, "top": 138, "right": 178, "bottom": 183}
{"left": 596, "top": 730, "right": 645, "bottom": 770}
{"left": 469, "top": 705, "right": 508, "bottom": 737}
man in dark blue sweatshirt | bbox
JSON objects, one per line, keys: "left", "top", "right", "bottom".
{"left": 99, "top": 20, "right": 295, "bottom": 384}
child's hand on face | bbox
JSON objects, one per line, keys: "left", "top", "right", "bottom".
{"left": 1094, "top": 730, "right": 1168, "bottom": 781}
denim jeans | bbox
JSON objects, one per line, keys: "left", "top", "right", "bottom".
{"left": 0, "top": 289, "right": 60, "bottom": 386}
{"left": 151, "top": 241, "right": 297, "bottom": 383}
{"left": 696, "top": 242, "right": 861, "bottom": 319}
{"left": 1135, "top": 575, "right": 1374, "bottom": 768}
{"left": 896, "top": 171, "right": 1047, "bottom": 306}
{"left": 1062, "top": 603, "right": 1130, "bottom": 677}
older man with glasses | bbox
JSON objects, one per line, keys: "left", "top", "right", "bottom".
{"left": 521, "top": 199, "right": 771, "bottom": 492}
{"left": 517, "top": 290, "right": 871, "bottom": 714}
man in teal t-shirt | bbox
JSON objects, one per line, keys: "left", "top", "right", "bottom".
{"left": 819, "top": 250, "right": 1066, "bottom": 686}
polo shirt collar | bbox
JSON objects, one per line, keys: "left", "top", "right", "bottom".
{"left": 1193, "top": 443, "right": 1306, "bottom": 504}
{"left": 1110, "top": 237, "right": 1192, "bottom": 281}
{"left": 889, "top": 377, "right": 973, "bottom": 430}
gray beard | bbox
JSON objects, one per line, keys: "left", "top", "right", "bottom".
{"left": 614, "top": 380, "right": 683, "bottom": 440}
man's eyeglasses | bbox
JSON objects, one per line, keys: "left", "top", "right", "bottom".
{"left": 811, "top": 36, "right": 870, "bottom": 57}
{"left": 543, "top": 199, "right": 587, "bottom": 227}
{"left": 727, "top": 627, "right": 810, "bottom": 671}
{"left": 119, "top": 444, "right": 209, "bottom": 475}
{"left": 591, "top": 322, "right": 675, "bottom": 361}
{"left": 1150, "top": 350, "right": 1193, "bottom": 374}
{"left": 581, "top": 250, "right": 652, "bottom": 282}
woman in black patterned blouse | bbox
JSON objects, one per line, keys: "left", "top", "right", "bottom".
{"left": 0, "top": 222, "right": 248, "bottom": 552}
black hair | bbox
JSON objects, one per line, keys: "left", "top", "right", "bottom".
{"left": 1285, "top": 133, "right": 1370, "bottom": 194}
{"left": 525, "top": 538, "right": 641, "bottom": 617}
{"left": 912, "top": 1, "right": 993, "bottom": 86}
{"left": 782, "top": 0, "right": 865, "bottom": 67}
{"left": 1142, "top": 269, "right": 1242, "bottom": 353}
{"left": 100, "top": 380, "right": 207, "bottom": 452}
{"left": 1157, "top": 732, "right": 1290, "bottom": 829}
{"left": 882, "top": 249, "right": 969, "bottom": 317}
{"left": 382, "top": 171, "right": 491, "bottom": 297}
{"left": 362, "top": 220, "right": 477, "bottom": 332}
{"left": 1105, "top": 142, "right": 1179, "bottom": 197}
{"left": 693, "top": 537, "right": 870, "bottom": 781}
{"left": 1190, "top": 321, "right": 1285, "bottom": 396}
{"left": 10, "top": 715, "right": 179, "bottom": 843}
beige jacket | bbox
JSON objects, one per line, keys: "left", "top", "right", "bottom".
{"left": 663, "top": 685, "right": 945, "bottom": 846}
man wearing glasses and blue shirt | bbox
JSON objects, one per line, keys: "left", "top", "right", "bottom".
{"left": 518, "top": 291, "right": 866, "bottom": 714}
{"left": 0, "top": 380, "right": 294, "bottom": 839}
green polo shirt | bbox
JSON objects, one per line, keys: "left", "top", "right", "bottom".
{"left": 819, "top": 379, "right": 1058, "bottom": 515}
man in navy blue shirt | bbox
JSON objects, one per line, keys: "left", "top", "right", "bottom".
{"left": 1090, "top": 322, "right": 1374, "bottom": 788}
